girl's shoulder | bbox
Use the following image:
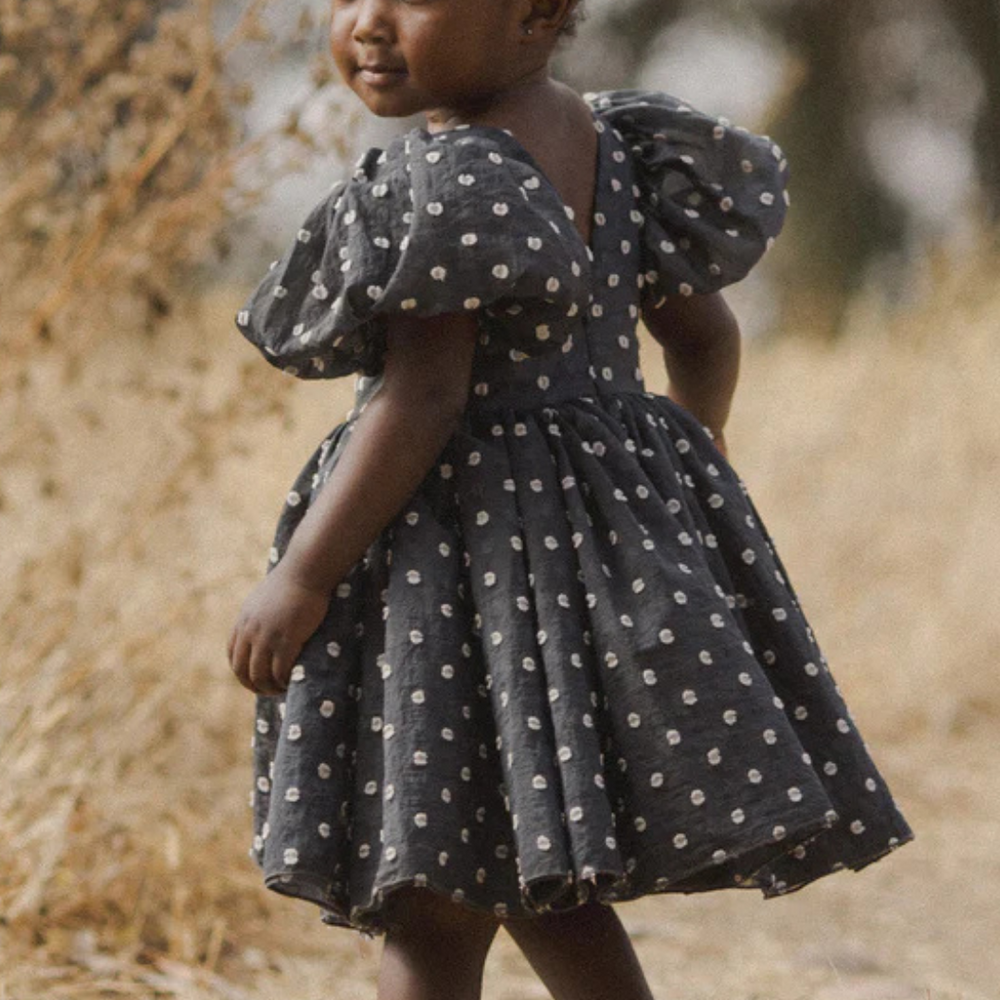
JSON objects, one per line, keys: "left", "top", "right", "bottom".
{"left": 322, "top": 121, "right": 593, "bottom": 250}
{"left": 235, "top": 125, "right": 593, "bottom": 381}
{"left": 583, "top": 89, "right": 792, "bottom": 300}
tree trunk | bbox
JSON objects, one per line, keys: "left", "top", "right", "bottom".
{"left": 766, "top": 0, "right": 908, "bottom": 335}
{"left": 947, "top": 0, "right": 1000, "bottom": 222}
{"left": 602, "top": 0, "right": 687, "bottom": 67}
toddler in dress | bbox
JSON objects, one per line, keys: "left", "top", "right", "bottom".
{"left": 228, "top": 2, "right": 913, "bottom": 997}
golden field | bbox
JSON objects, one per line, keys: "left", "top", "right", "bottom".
{"left": 1, "top": 254, "right": 997, "bottom": 999}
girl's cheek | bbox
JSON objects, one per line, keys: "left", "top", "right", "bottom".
{"left": 328, "top": 33, "right": 352, "bottom": 76}
{"left": 328, "top": 10, "right": 353, "bottom": 60}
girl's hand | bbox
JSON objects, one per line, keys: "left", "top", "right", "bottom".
{"left": 227, "top": 565, "right": 330, "bottom": 696}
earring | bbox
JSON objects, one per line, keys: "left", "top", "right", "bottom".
{"left": 523, "top": 24, "right": 534, "bottom": 35}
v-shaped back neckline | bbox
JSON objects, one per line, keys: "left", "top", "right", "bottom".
{"left": 418, "top": 111, "right": 617, "bottom": 264}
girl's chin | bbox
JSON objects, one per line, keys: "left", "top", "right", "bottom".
{"left": 356, "top": 92, "right": 425, "bottom": 119}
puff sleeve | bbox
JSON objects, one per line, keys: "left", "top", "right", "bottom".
{"left": 586, "top": 90, "right": 789, "bottom": 303}
{"left": 235, "top": 128, "right": 593, "bottom": 379}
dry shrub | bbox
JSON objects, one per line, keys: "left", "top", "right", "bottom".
{"left": 1, "top": 0, "right": 227, "bottom": 340}
{"left": 0, "top": 0, "right": 347, "bottom": 352}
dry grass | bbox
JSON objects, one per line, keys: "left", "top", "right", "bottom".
{"left": 0, "top": 248, "right": 998, "bottom": 998}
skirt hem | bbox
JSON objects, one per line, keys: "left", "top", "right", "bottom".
{"left": 259, "top": 812, "right": 914, "bottom": 938}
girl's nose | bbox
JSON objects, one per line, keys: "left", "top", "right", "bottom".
{"left": 352, "top": 0, "right": 393, "bottom": 43}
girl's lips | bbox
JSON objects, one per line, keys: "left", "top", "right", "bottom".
{"left": 357, "top": 65, "right": 408, "bottom": 88}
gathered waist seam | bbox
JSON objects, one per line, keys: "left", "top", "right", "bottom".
{"left": 464, "top": 382, "right": 654, "bottom": 416}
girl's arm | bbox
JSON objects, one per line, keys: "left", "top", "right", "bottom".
{"left": 228, "top": 312, "right": 478, "bottom": 695}
{"left": 642, "top": 292, "right": 741, "bottom": 457}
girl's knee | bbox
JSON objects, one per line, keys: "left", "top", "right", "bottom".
{"left": 502, "top": 897, "right": 622, "bottom": 945}
{"left": 382, "top": 885, "right": 501, "bottom": 950}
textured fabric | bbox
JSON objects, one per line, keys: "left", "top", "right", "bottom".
{"left": 237, "top": 126, "right": 590, "bottom": 381}
{"left": 236, "top": 90, "right": 913, "bottom": 937}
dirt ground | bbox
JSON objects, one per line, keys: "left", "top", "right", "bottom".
{"left": 1, "top": 269, "right": 997, "bottom": 1000}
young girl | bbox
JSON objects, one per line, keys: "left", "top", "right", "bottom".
{"left": 228, "top": 1, "right": 914, "bottom": 997}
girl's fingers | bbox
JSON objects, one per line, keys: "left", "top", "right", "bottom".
{"left": 229, "top": 628, "right": 254, "bottom": 692}
{"left": 271, "top": 650, "right": 292, "bottom": 693}
{"left": 248, "top": 636, "right": 282, "bottom": 696}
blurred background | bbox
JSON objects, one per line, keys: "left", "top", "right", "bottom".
{"left": 1, "top": 1, "right": 998, "bottom": 998}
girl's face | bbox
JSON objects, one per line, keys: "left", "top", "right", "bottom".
{"left": 329, "top": 0, "right": 534, "bottom": 121}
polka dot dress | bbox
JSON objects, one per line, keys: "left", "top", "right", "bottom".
{"left": 236, "top": 90, "right": 914, "bottom": 937}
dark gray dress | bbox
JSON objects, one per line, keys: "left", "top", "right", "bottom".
{"left": 236, "top": 90, "right": 913, "bottom": 937}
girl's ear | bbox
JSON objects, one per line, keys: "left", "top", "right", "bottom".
{"left": 520, "top": 0, "right": 578, "bottom": 39}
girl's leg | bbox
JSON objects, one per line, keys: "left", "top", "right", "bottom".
{"left": 376, "top": 885, "right": 502, "bottom": 1000}
{"left": 502, "top": 897, "right": 657, "bottom": 1000}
